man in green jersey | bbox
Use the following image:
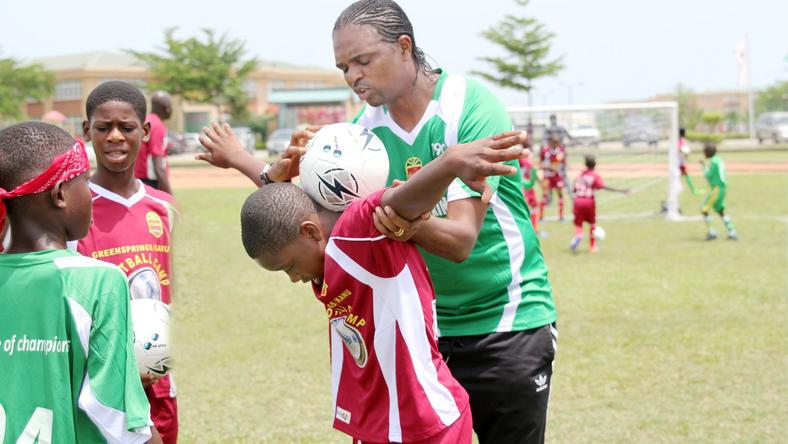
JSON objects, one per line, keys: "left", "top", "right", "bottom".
{"left": 700, "top": 142, "right": 737, "bottom": 240}
{"left": 0, "top": 122, "right": 161, "bottom": 443}
{"left": 195, "top": 2, "right": 557, "bottom": 442}
{"left": 333, "top": 3, "right": 556, "bottom": 443}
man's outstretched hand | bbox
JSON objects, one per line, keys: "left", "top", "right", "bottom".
{"left": 445, "top": 131, "right": 529, "bottom": 204}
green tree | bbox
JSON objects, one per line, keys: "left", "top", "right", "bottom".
{"left": 0, "top": 56, "right": 54, "bottom": 121}
{"left": 130, "top": 28, "right": 257, "bottom": 121}
{"left": 674, "top": 84, "right": 702, "bottom": 130}
{"left": 701, "top": 111, "right": 724, "bottom": 133}
{"left": 472, "top": 0, "right": 563, "bottom": 108}
{"left": 755, "top": 81, "right": 788, "bottom": 115}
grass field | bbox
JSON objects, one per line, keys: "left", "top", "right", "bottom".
{"left": 171, "top": 149, "right": 787, "bottom": 443}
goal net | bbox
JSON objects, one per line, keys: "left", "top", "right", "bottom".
{"left": 506, "top": 101, "right": 681, "bottom": 222}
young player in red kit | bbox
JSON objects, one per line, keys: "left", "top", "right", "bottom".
{"left": 519, "top": 152, "right": 540, "bottom": 232}
{"left": 570, "top": 155, "right": 628, "bottom": 253}
{"left": 539, "top": 130, "right": 567, "bottom": 222}
{"left": 75, "top": 82, "right": 179, "bottom": 443}
{"left": 237, "top": 130, "right": 526, "bottom": 444}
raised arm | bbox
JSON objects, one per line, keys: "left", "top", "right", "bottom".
{"left": 380, "top": 131, "right": 525, "bottom": 221}
{"left": 197, "top": 122, "right": 315, "bottom": 187}
{"left": 602, "top": 185, "right": 629, "bottom": 194}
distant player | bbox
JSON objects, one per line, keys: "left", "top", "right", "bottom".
{"left": 570, "top": 155, "right": 628, "bottom": 253}
{"left": 135, "top": 91, "right": 173, "bottom": 193}
{"left": 75, "top": 81, "right": 179, "bottom": 443}
{"left": 239, "top": 132, "right": 525, "bottom": 443}
{"left": 678, "top": 128, "right": 698, "bottom": 195}
{"left": 519, "top": 150, "right": 541, "bottom": 231}
{"left": 0, "top": 122, "right": 162, "bottom": 443}
{"left": 700, "top": 142, "right": 737, "bottom": 240}
{"left": 539, "top": 130, "right": 567, "bottom": 221}
{"left": 543, "top": 114, "right": 572, "bottom": 146}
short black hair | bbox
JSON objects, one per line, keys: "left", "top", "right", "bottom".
{"left": 585, "top": 154, "right": 597, "bottom": 169}
{"left": 703, "top": 141, "right": 717, "bottom": 156}
{"left": 0, "top": 121, "right": 76, "bottom": 190}
{"left": 679, "top": 127, "right": 686, "bottom": 137}
{"left": 334, "top": 0, "right": 433, "bottom": 75}
{"left": 240, "top": 183, "right": 318, "bottom": 259}
{"left": 85, "top": 81, "right": 147, "bottom": 122}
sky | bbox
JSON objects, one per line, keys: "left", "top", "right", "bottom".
{"left": 2, "top": 0, "right": 786, "bottom": 106}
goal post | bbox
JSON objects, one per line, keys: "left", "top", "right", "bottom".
{"left": 506, "top": 101, "right": 681, "bottom": 221}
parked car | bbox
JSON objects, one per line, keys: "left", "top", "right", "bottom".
{"left": 567, "top": 124, "right": 601, "bottom": 147}
{"left": 266, "top": 128, "right": 294, "bottom": 156}
{"left": 232, "top": 126, "right": 257, "bottom": 154}
{"left": 623, "top": 116, "right": 659, "bottom": 147}
{"left": 756, "top": 112, "right": 788, "bottom": 144}
{"left": 182, "top": 132, "right": 203, "bottom": 152}
{"left": 166, "top": 132, "right": 188, "bottom": 155}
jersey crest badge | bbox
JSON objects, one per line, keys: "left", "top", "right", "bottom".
{"left": 146, "top": 211, "right": 164, "bottom": 239}
{"left": 405, "top": 156, "right": 423, "bottom": 178}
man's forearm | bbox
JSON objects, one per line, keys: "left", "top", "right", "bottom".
{"left": 381, "top": 155, "right": 455, "bottom": 220}
{"left": 411, "top": 216, "right": 479, "bottom": 263}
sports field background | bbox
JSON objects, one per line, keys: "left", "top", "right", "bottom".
{"left": 171, "top": 147, "right": 787, "bottom": 443}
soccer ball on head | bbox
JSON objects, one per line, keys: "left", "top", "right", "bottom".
{"left": 299, "top": 123, "right": 389, "bottom": 212}
{"left": 593, "top": 226, "right": 606, "bottom": 241}
{"left": 130, "top": 298, "right": 172, "bottom": 377}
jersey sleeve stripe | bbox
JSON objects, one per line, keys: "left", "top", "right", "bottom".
{"left": 438, "top": 74, "right": 466, "bottom": 146}
{"left": 77, "top": 374, "right": 152, "bottom": 444}
{"left": 67, "top": 297, "right": 92, "bottom": 358}
{"left": 487, "top": 193, "right": 526, "bottom": 332}
{"left": 54, "top": 256, "right": 126, "bottom": 276}
{"left": 329, "top": 234, "right": 387, "bottom": 243}
{"left": 326, "top": 240, "right": 377, "bottom": 286}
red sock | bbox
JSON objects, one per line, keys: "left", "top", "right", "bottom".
{"left": 589, "top": 225, "right": 597, "bottom": 249}
{"left": 558, "top": 199, "right": 564, "bottom": 219}
{"left": 531, "top": 212, "right": 539, "bottom": 231}
{"left": 539, "top": 199, "right": 546, "bottom": 220}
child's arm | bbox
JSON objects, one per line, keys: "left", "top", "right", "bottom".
{"left": 380, "top": 131, "right": 525, "bottom": 221}
{"left": 602, "top": 185, "right": 629, "bottom": 194}
{"left": 196, "top": 122, "right": 314, "bottom": 187}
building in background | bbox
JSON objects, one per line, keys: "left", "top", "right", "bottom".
{"left": 25, "top": 51, "right": 357, "bottom": 136}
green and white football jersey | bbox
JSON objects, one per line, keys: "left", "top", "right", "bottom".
{"left": 354, "top": 70, "right": 556, "bottom": 336}
{"left": 0, "top": 249, "right": 151, "bottom": 443}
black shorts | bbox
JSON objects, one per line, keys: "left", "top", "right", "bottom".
{"left": 438, "top": 324, "right": 557, "bottom": 444}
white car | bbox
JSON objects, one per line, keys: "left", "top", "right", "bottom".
{"left": 756, "top": 112, "right": 788, "bottom": 144}
{"left": 266, "top": 128, "right": 294, "bottom": 156}
{"left": 568, "top": 124, "right": 601, "bottom": 147}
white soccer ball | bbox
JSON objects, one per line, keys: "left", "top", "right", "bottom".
{"left": 130, "top": 298, "right": 172, "bottom": 377}
{"left": 299, "top": 123, "right": 389, "bottom": 212}
{"left": 593, "top": 226, "right": 606, "bottom": 241}
{"left": 680, "top": 144, "right": 691, "bottom": 156}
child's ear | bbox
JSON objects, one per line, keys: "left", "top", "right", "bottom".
{"left": 81, "top": 120, "right": 91, "bottom": 142}
{"left": 142, "top": 120, "right": 151, "bottom": 143}
{"left": 51, "top": 180, "right": 67, "bottom": 209}
{"left": 301, "top": 220, "right": 324, "bottom": 242}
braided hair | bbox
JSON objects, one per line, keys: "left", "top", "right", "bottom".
{"left": 334, "top": 0, "right": 434, "bottom": 75}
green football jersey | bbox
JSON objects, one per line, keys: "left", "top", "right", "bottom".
{"left": 0, "top": 249, "right": 151, "bottom": 443}
{"left": 704, "top": 155, "right": 727, "bottom": 188}
{"left": 353, "top": 70, "right": 556, "bottom": 336}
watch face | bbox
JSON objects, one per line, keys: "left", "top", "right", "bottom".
{"left": 260, "top": 165, "right": 272, "bottom": 184}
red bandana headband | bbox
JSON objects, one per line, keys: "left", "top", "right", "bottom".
{"left": 0, "top": 140, "right": 91, "bottom": 230}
